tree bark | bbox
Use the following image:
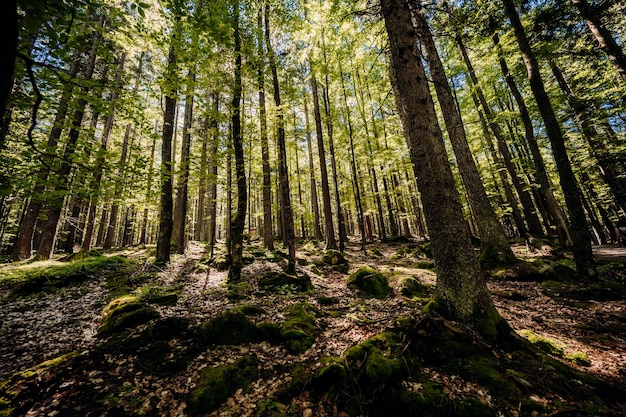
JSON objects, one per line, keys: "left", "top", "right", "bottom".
{"left": 228, "top": 3, "right": 246, "bottom": 282}
{"left": 172, "top": 68, "right": 195, "bottom": 254}
{"left": 257, "top": 6, "right": 274, "bottom": 250}
{"left": 413, "top": 7, "right": 515, "bottom": 264}
{"left": 382, "top": 0, "right": 497, "bottom": 324}
{"left": 310, "top": 68, "right": 337, "bottom": 249}
{"left": 207, "top": 94, "right": 220, "bottom": 256}
{"left": 35, "top": 16, "right": 104, "bottom": 259}
{"left": 265, "top": 4, "right": 296, "bottom": 272}
{"left": 503, "top": 0, "right": 596, "bottom": 277}
{"left": 303, "top": 98, "right": 323, "bottom": 240}
{"left": 155, "top": 22, "right": 180, "bottom": 265}
{"left": 0, "top": 0, "right": 17, "bottom": 144}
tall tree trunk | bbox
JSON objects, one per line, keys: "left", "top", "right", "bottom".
{"left": 503, "top": 0, "right": 596, "bottom": 277}
{"left": 228, "top": 3, "right": 246, "bottom": 282}
{"left": 140, "top": 126, "right": 158, "bottom": 245}
{"left": 35, "top": 16, "right": 104, "bottom": 260}
{"left": 257, "top": 6, "right": 274, "bottom": 250}
{"left": 310, "top": 69, "right": 337, "bottom": 249}
{"left": 195, "top": 109, "right": 209, "bottom": 241}
{"left": 457, "top": 34, "right": 544, "bottom": 238}
{"left": 413, "top": 7, "right": 515, "bottom": 264}
{"left": 265, "top": 4, "right": 296, "bottom": 272}
{"left": 494, "top": 34, "right": 571, "bottom": 244}
{"left": 11, "top": 46, "right": 83, "bottom": 260}
{"left": 381, "top": 0, "right": 498, "bottom": 325}
{"left": 321, "top": 39, "right": 346, "bottom": 251}
{"left": 572, "top": 0, "right": 626, "bottom": 83}
{"left": 172, "top": 68, "right": 195, "bottom": 254}
{"left": 207, "top": 94, "right": 220, "bottom": 256}
{"left": 155, "top": 22, "right": 179, "bottom": 265}
{"left": 83, "top": 52, "right": 127, "bottom": 251}
{"left": 340, "top": 67, "right": 366, "bottom": 251}
{"left": 304, "top": 98, "right": 323, "bottom": 239}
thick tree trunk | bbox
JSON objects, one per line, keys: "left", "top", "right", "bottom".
{"left": 382, "top": 0, "right": 497, "bottom": 324}
{"left": 36, "top": 17, "right": 104, "bottom": 260}
{"left": 303, "top": 98, "right": 323, "bottom": 240}
{"left": 413, "top": 7, "right": 515, "bottom": 264}
{"left": 503, "top": 0, "right": 596, "bottom": 277}
{"left": 155, "top": 26, "right": 179, "bottom": 265}
{"left": 228, "top": 4, "right": 246, "bottom": 282}
{"left": 172, "top": 69, "right": 195, "bottom": 254}
{"left": 265, "top": 5, "right": 296, "bottom": 272}
{"left": 310, "top": 69, "right": 337, "bottom": 249}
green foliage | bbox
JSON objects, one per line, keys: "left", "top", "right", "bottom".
{"left": 281, "top": 303, "right": 317, "bottom": 354}
{"left": 347, "top": 266, "right": 392, "bottom": 298}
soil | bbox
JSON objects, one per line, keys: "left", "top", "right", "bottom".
{"left": 0, "top": 239, "right": 625, "bottom": 416}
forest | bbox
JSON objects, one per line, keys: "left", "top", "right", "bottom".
{"left": 0, "top": 0, "right": 625, "bottom": 415}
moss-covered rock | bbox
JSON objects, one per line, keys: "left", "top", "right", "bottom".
{"left": 347, "top": 266, "right": 392, "bottom": 298}
{"left": 281, "top": 303, "right": 317, "bottom": 354}
{"left": 210, "top": 254, "right": 230, "bottom": 270}
{"left": 256, "top": 322, "right": 282, "bottom": 344}
{"left": 321, "top": 249, "right": 349, "bottom": 273}
{"left": 259, "top": 272, "right": 313, "bottom": 293}
{"left": 98, "top": 295, "right": 159, "bottom": 336}
{"left": 344, "top": 332, "right": 404, "bottom": 387}
{"left": 397, "top": 276, "right": 430, "bottom": 298}
{"left": 188, "top": 356, "right": 259, "bottom": 416}
{"left": 194, "top": 309, "right": 256, "bottom": 346}
{"left": 517, "top": 329, "right": 564, "bottom": 357}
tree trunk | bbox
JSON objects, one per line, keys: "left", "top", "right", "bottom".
{"left": 155, "top": 23, "right": 179, "bottom": 265}
{"left": 11, "top": 46, "right": 83, "bottom": 260}
{"left": 382, "top": 0, "right": 497, "bottom": 324}
{"left": 303, "top": 98, "right": 323, "bottom": 240}
{"left": 207, "top": 94, "right": 220, "bottom": 256}
{"left": 310, "top": 69, "right": 337, "bottom": 249}
{"left": 493, "top": 34, "right": 571, "bottom": 244}
{"left": 172, "top": 68, "right": 195, "bottom": 254}
{"left": 228, "top": 3, "right": 246, "bottom": 282}
{"left": 503, "top": 0, "right": 596, "bottom": 277}
{"left": 257, "top": 6, "right": 274, "bottom": 251}
{"left": 140, "top": 127, "right": 158, "bottom": 245}
{"left": 82, "top": 52, "right": 127, "bottom": 251}
{"left": 572, "top": 0, "right": 626, "bottom": 83}
{"left": 265, "top": 5, "right": 296, "bottom": 272}
{"left": 413, "top": 7, "right": 515, "bottom": 264}
{"left": 457, "top": 34, "right": 544, "bottom": 238}
{"left": 35, "top": 16, "right": 104, "bottom": 260}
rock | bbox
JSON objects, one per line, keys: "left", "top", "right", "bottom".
{"left": 347, "top": 267, "right": 392, "bottom": 299}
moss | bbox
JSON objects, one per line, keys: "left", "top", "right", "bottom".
{"left": 256, "top": 322, "right": 282, "bottom": 344}
{"left": 210, "top": 254, "right": 230, "bottom": 270}
{"left": 188, "top": 355, "right": 259, "bottom": 416}
{"left": 369, "top": 248, "right": 383, "bottom": 257}
{"left": 479, "top": 243, "right": 514, "bottom": 269}
{"left": 99, "top": 295, "right": 159, "bottom": 336}
{"left": 347, "top": 266, "right": 392, "bottom": 298}
{"left": 317, "top": 295, "right": 338, "bottom": 305}
{"left": 259, "top": 272, "right": 313, "bottom": 293}
{"left": 194, "top": 309, "right": 256, "bottom": 346}
{"left": 517, "top": 329, "right": 564, "bottom": 357}
{"left": 281, "top": 303, "right": 316, "bottom": 354}
{"left": 474, "top": 306, "right": 505, "bottom": 343}
{"left": 565, "top": 351, "right": 591, "bottom": 366}
{"left": 2, "top": 256, "right": 132, "bottom": 296}
{"left": 344, "top": 332, "right": 403, "bottom": 387}
{"left": 321, "top": 249, "right": 349, "bottom": 273}
{"left": 312, "top": 358, "right": 347, "bottom": 390}
{"left": 397, "top": 276, "right": 429, "bottom": 298}
{"left": 226, "top": 282, "right": 254, "bottom": 300}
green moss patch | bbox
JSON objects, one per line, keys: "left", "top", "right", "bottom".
{"left": 397, "top": 276, "right": 431, "bottom": 299}
{"left": 494, "top": 259, "right": 576, "bottom": 283}
{"left": 98, "top": 295, "right": 159, "bottom": 336}
{"left": 259, "top": 271, "right": 313, "bottom": 293}
{"left": 347, "top": 266, "right": 392, "bottom": 298}
{"left": 321, "top": 249, "right": 349, "bottom": 273}
{"left": 281, "top": 303, "right": 317, "bottom": 354}
{"left": 188, "top": 355, "right": 259, "bottom": 416}
{"left": 194, "top": 309, "right": 256, "bottom": 347}
{"left": 1, "top": 256, "right": 132, "bottom": 296}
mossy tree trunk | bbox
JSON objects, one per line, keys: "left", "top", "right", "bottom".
{"left": 381, "top": 0, "right": 498, "bottom": 324}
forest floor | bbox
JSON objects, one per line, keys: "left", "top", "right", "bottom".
{"left": 0, "top": 238, "right": 625, "bottom": 417}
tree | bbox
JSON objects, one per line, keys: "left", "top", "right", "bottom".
{"left": 0, "top": 0, "right": 17, "bottom": 140}
{"left": 381, "top": 0, "right": 499, "bottom": 325}
{"left": 502, "top": 0, "right": 596, "bottom": 278}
